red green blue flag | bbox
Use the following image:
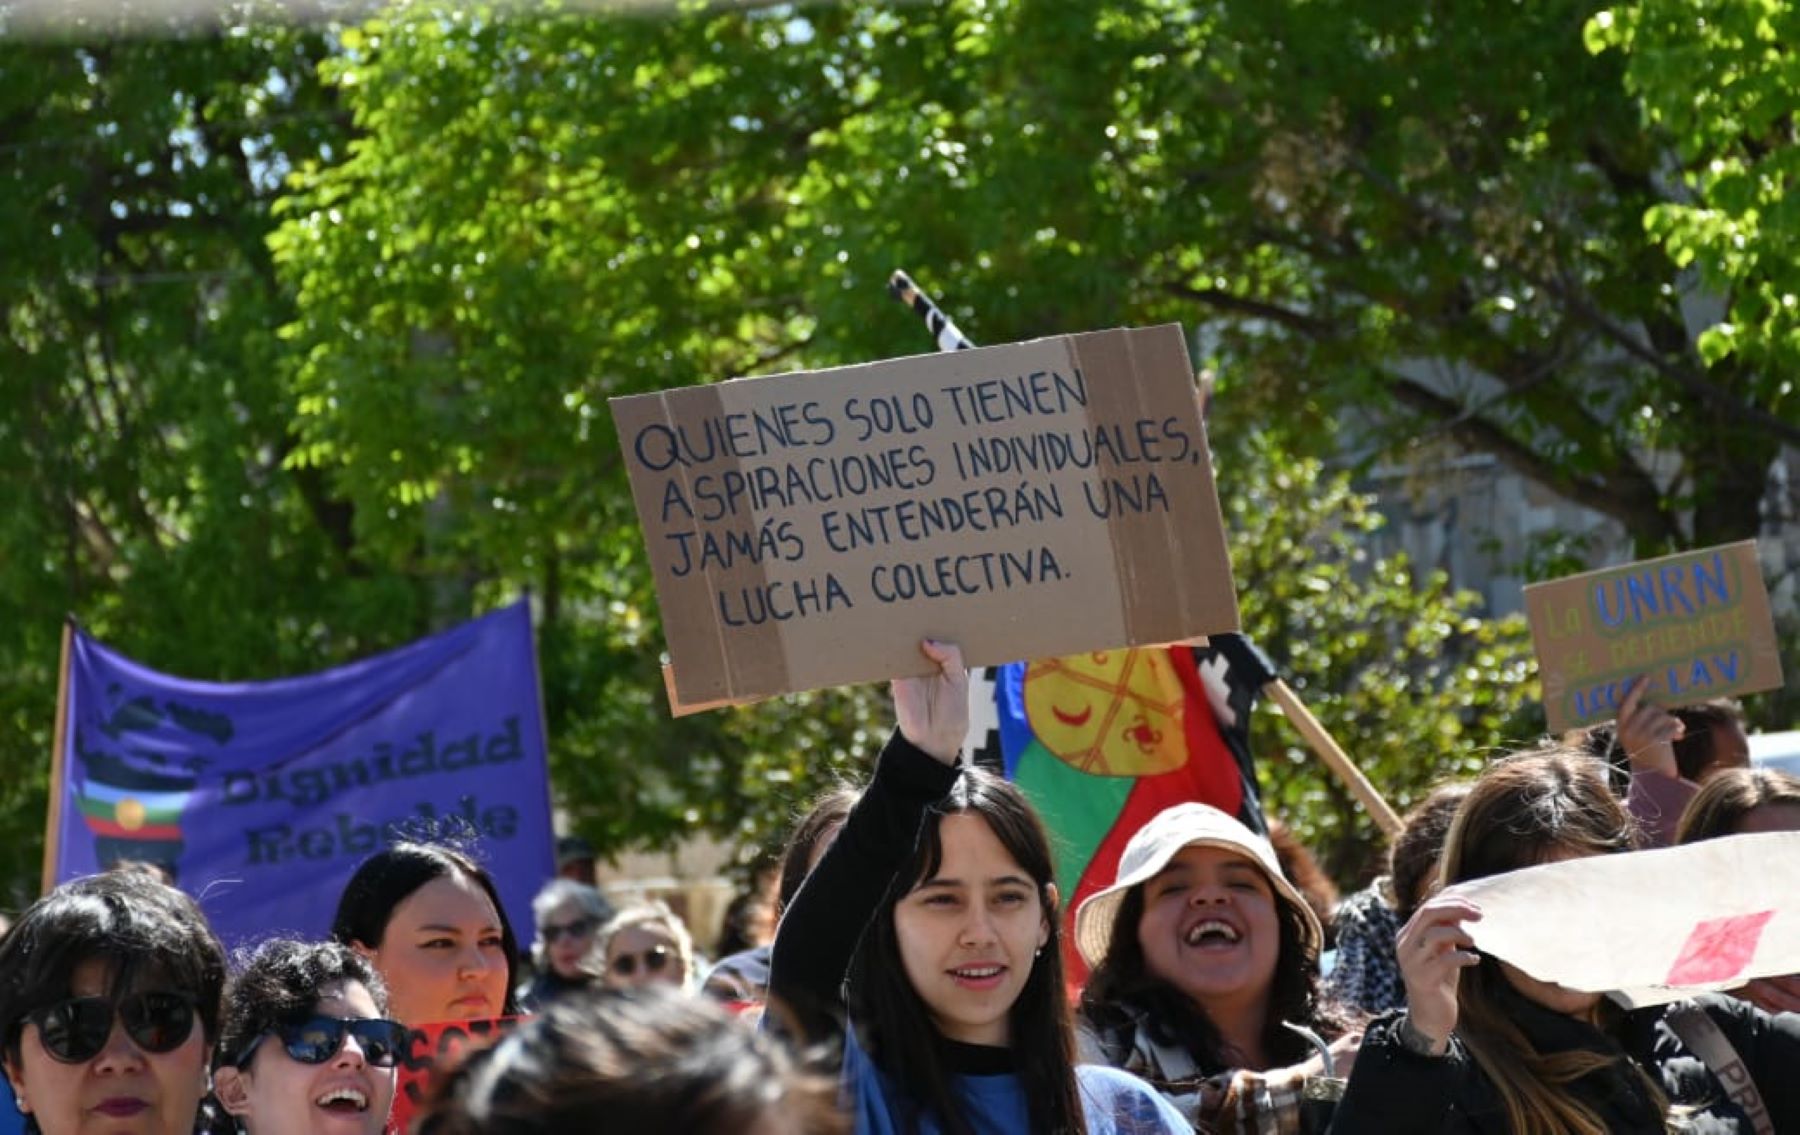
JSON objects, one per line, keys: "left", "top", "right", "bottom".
{"left": 967, "top": 637, "right": 1267, "bottom": 983}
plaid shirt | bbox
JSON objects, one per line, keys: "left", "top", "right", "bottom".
{"left": 1079, "top": 1011, "right": 1321, "bottom": 1134}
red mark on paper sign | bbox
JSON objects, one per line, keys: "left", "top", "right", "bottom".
{"left": 1665, "top": 911, "right": 1775, "bottom": 986}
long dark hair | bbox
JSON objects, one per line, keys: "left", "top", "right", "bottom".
{"left": 330, "top": 842, "right": 522, "bottom": 1015}
{"left": 1442, "top": 748, "right": 1669, "bottom": 1135}
{"left": 1077, "top": 871, "right": 1344, "bottom": 1070}
{"left": 848, "top": 769, "right": 1084, "bottom": 1135}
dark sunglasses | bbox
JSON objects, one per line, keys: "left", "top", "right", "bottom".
{"left": 24, "top": 991, "right": 196, "bottom": 1064}
{"left": 233, "top": 1015, "right": 409, "bottom": 1070}
{"left": 610, "top": 945, "right": 672, "bottom": 978}
{"left": 539, "top": 917, "right": 597, "bottom": 944}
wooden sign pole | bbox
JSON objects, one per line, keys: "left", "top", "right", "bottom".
{"left": 42, "top": 619, "right": 75, "bottom": 897}
{"left": 1265, "top": 678, "right": 1405, "bottom": 838}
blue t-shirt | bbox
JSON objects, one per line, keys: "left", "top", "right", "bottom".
{"left": 0, "top": 1078, "right": 24, "bottom": 1135}
{"left": 843, "top": 1028, "right": 1188, "bottom": 1135}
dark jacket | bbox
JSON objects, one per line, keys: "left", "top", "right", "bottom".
{"left": 515, "top": 966, "right": 591, "bottom": 1012}
{"left": 1330, "top": 984, "right": 1800, "bottom": 1134}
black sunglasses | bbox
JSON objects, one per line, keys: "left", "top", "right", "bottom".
{"left": 610, "top": 944, "right": 672, "bottom": 978}
{"left": 233, "top": 1015, "right": 409, "bottom": 1070}
{"left": 24, "top": 991, "right": 196, "bottom": 1064}
{"left": 539, "top": 917, "right": 597, "bottom": 944}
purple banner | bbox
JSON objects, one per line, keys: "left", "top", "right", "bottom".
{"left": 54, "top": 601, "right": 554, "bottom": 947}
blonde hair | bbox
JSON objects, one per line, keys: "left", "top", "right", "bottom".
{"left": 1441, "top": 749, "right": 1676, "bottom": 1135}
{"left": 593, "top": 901, "right": 696, "bottom": 990}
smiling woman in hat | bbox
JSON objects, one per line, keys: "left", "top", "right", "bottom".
{"left": 1076, "top": 803, "right": 1361, "bottom": 1133}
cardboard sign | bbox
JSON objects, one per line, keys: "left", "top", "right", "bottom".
{"left": 387, "top": 1016, "right": 521, "bottom": 1134}
{"left": 1446, "top": 832, "right": 1800, "bottom": 1008}
{"left": 612, "top": 325, "right": 1241, "bottom": 707}
{"left": 1524, "top": 541, "right": 1782, "bottom": 733}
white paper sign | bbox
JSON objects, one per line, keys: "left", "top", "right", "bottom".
{"left": 1445, "top": 832, "right": 1800, "bottom": 1008}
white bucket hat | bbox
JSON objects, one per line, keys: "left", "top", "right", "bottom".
{"left": 1073, "top": 802, "right": 1324, "bottom": 968}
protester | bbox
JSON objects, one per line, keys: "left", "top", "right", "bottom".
{"left": 414, "top": 987, "right": 845, "bottom": 1134}
{"left": 331, "top": 843, "right": 521, "bottom": 1026}
{"left": 1616, "top": 679, "right": 1754, "bottom": 848}
{"left": 517, "top": 880, "right": 611, "bottom": 1011}
{"left": 769, "top": 639, "right": 1189, "bottom": 1134}
{"left": 0, "top": 871, "right": 226, "bottom": 1135}
{"left": 1332, "top": 747, "right": 1800, "bottom": 1133}
{"left": 704, "top": 786, "right": 859, "bottom": 1010}
{"left": 1075, "top": 801, "right": 1361, "bottom": 1132}
{"left": 1325, "top": 783, "right": 1472, "bottom": 1016}
{"left": 1671, "top": 699, "right": 1752, "bottom": 782}
{"left": 713, "top": 877, "right": 777, "bottom": 961}
{"left": 213, "top": 939, "right": 406, "bottom": 1135}
{"left": 553, "top": 836, "right": 599, "bottom": 888}
{"left": 596, "top": 902, "right": 694, "bottom": 994}
{"left": 1675, "top": 766, "right": 1800, "bottom": 1015}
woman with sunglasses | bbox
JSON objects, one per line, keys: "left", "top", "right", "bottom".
{"left": 596, "top": 903, "right": 694, "bottom": 993}
{"left": 212, "top": 940, "right": 405, "bottom": 1135}
{"left": 331, "top": 843, "right": 521, "bottom": 1027}
{"left": 517, "top": 881, "right": 611, "bottom": 1011}
{"left": 0, "top": 870, "right": 226, "bottom": 1135}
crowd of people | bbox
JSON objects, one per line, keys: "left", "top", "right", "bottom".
{"left": 2, "top": 641, "right": 1798, "bottom": 1133}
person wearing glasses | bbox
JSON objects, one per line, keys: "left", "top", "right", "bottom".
{"left": 331, "top": 843, "right": 522, "bottom": 1027}
{"left": 517, "top": 881, "right": 613, "bottom": 1011}
{"left": 212, "top": 940, "right": 405, "bottom": 1135}
{"left": 596, "top": 903, "right": 694, "bottom": 993}
{"left": 0, "top": 870, "right": 226, "bottom": 1135}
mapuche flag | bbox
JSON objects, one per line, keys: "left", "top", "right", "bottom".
{"left": 965, "top": 636, "right": 1267, "bottom": 984}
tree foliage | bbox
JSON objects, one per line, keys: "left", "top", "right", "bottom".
{"left": 3, "top": 0, "right": 1785, "bottom": 899}
{"left": 1587, "top": 0, "right": 1800, "bottom": 387}
{"left": 1220, "top": 436, "right": 1536, "bottom": 881}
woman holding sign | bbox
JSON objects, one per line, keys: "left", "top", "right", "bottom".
{"left": 212, "top": 940, "right": 405, "bottom": 1135}
{"left": 1330, "top": 748, "right": 1800, "bottom": 1134}
{"left": 767, "top": 640, "right": 1187, "bottom": 1134}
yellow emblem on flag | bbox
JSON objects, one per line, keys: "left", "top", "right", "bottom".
{"left": 115, "top": 798, "right": 147, "bottom": 832}
{"left": 1024, "top": 650, "right": 1188, "bottom": 777}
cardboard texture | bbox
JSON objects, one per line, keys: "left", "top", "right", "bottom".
{"left": 611, "top": 325, "right": 1241, "bottom": 708}
{"left": 1525, "top": 540, "right": 1782, "bottom": 733}
{"left": 1446, "top": 831, "right": 1800, "bottom": 1008}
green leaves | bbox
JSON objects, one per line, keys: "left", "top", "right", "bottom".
{"left": 8, "top": 0, "right": 1797, "bottom": 900}
{"left": 1219, "top": 434, "right": 1538, "bottom": 878}
{"left": 1596, "top": 0, "right": 1800, "bottom": 409}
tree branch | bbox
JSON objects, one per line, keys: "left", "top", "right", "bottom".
{"left": 1336, "top": 148, "right": 1800, "bottom": 449}
{"left": 1380, "top": 368, "right": 1681, "bottom": 546}
{"left": 1161, "top": 279, "right": 1336, "bottom": 338}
